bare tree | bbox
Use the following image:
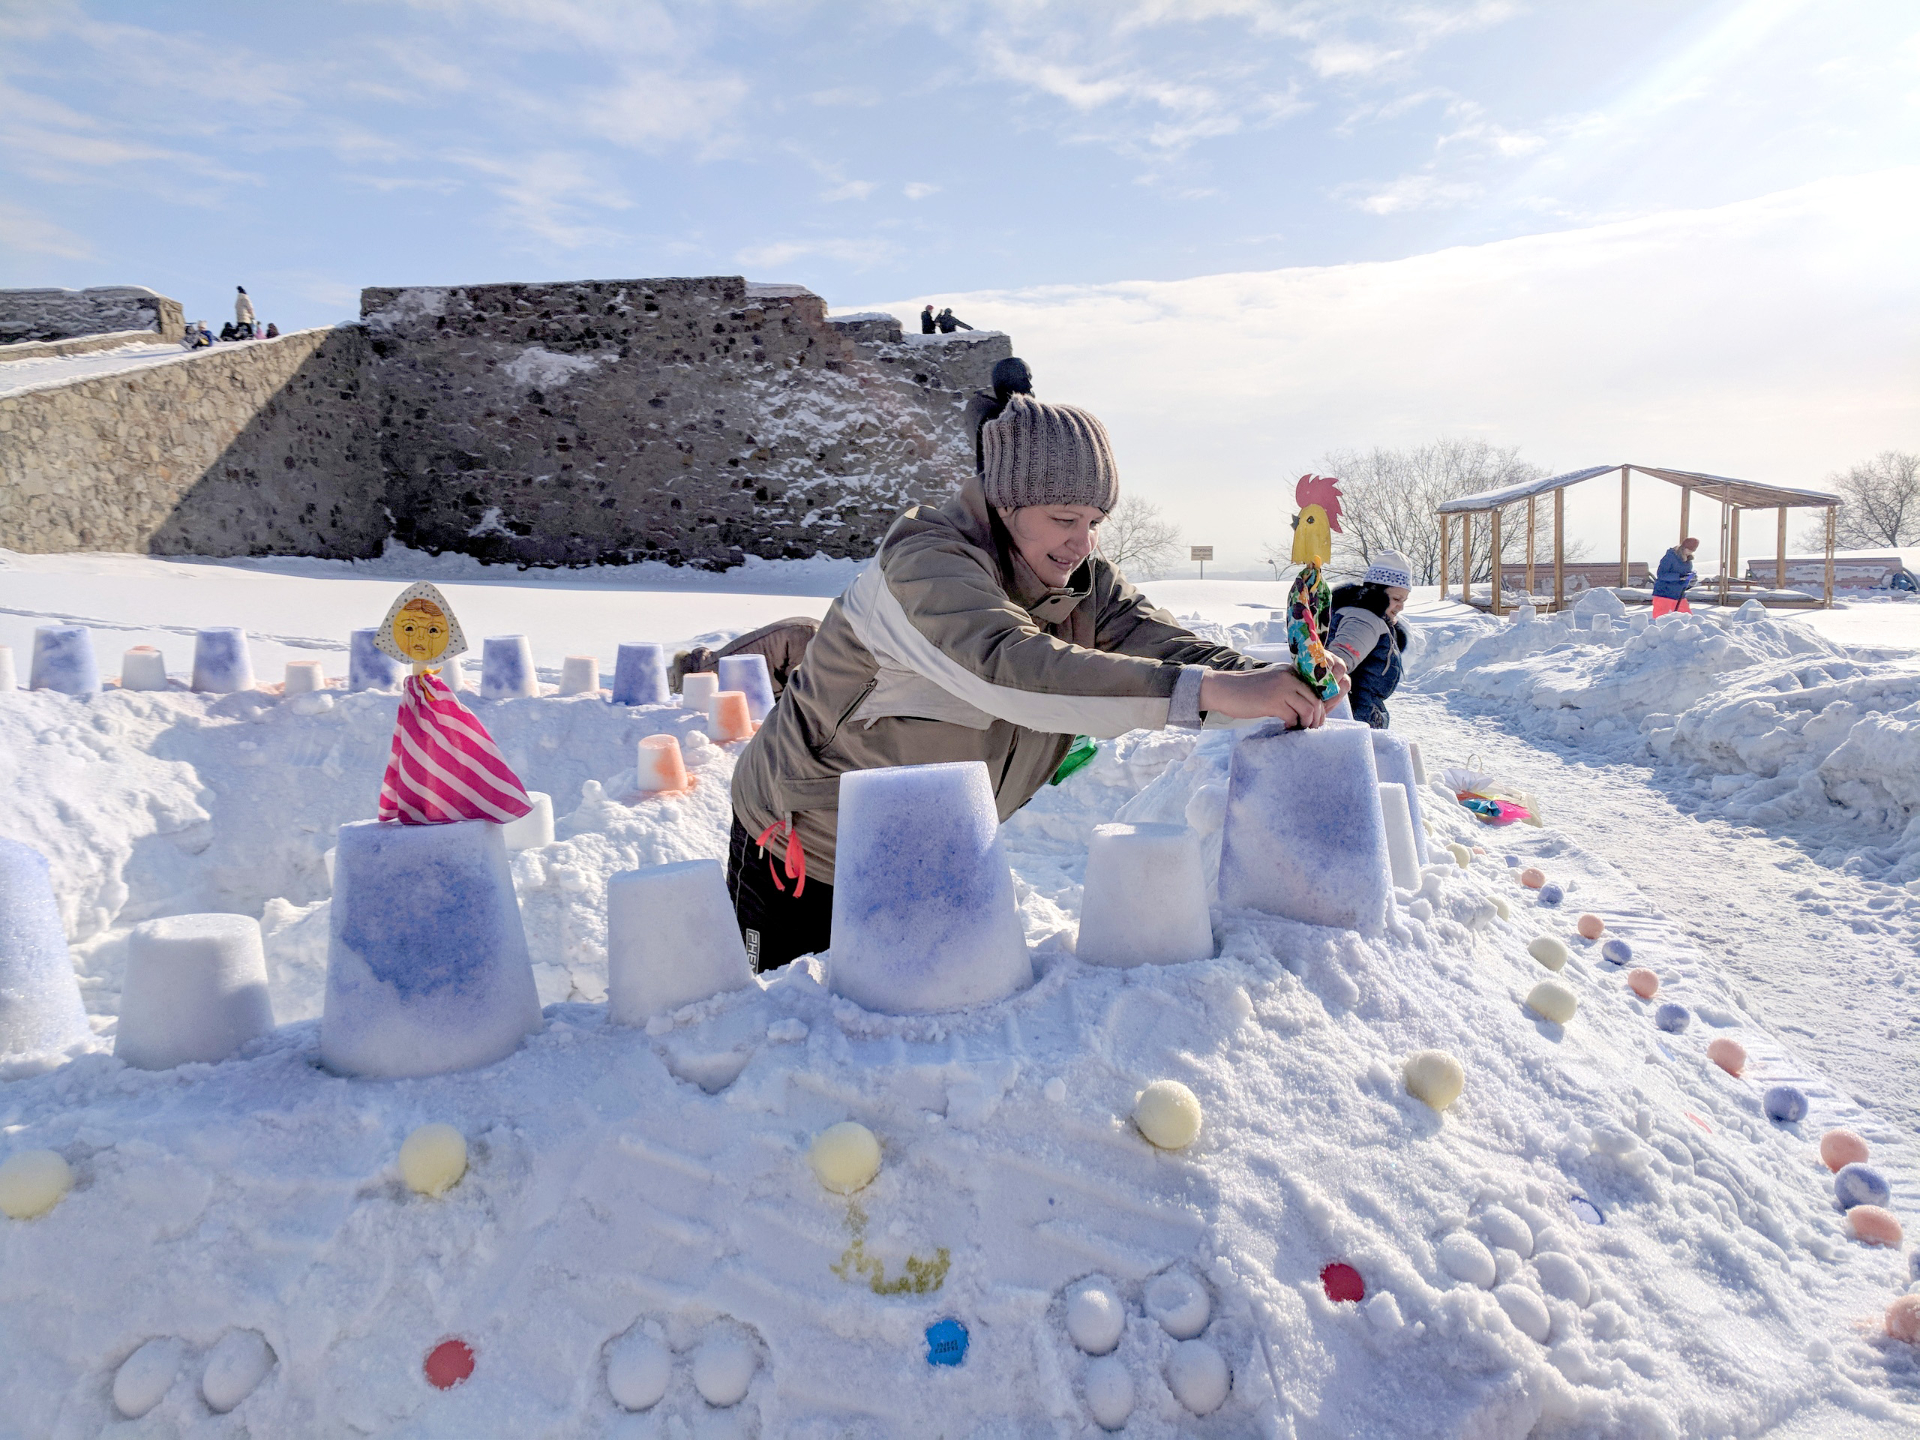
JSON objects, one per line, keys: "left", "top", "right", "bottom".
{"left": 1803, "top": 451, "right": 1920, "bottom": 549}
{"left": 1099, "top": 493, "right": 1182, "bottom": 578}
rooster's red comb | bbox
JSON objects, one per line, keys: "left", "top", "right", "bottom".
{"left": 1295, "top": 474, "right": 1343, "bottom": 532}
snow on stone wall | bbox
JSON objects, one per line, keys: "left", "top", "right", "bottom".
{"left": 0, "top": 286, "right": 184, "bottom": 345}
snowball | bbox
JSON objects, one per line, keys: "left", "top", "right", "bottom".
{"left": 691, "top": 1336, "right": 756, "bottom": 1406}
{"left": 1479, "top": 1207, "right": 1533, "bottom": 1258}
{"left": 1888, "top": 1294, "right": 1920, "bottom": 1343}
{"left": 1438, "top": 1232, "right": 1497, "bottom": 1288}
{"left": 1134, "top": 1080, "right": 1203, "bottom": 1149}
{"left": 0, "top": 1148, "right": 72, "bottom": 1220}
{"left": 202, "top": 1329, "right": 274, "bottom": 1412}
{"left": 1403, "top": 1050, "right": 1465, "bottom": 1112}
{"left": 1654, "top": 1002, "right": 1691, "bottom": 1033}
{"left": 1538, "top": 884, "right": 1565, "bottom": 906}
{"left": 114, "top": 1337, "right": 183, "bottom": 1418}
{"left": 1492, "top": 896, "right": 1511, "bottom": 920}
{"left": 1448, "top": 842, "right": 1472, "bottom": 868}
{"left": 1527, "top": 980, "right": 1578, "bottom": 1025}
{"left": 1066, "top": 1279, "right": 1127, "bottom": 1354}
{"left": 1576, "top": 914, "right": 1604, "bottom": 939}
{"left": 1820, "top": 1129, "right": 1870, "bottom": 1172}
{"left": 1519, "top": 868, "right": 1546, "bottom": 889}
{"left": 1083, "top": 1354, "right": 1134, "bottom": 1430}
{"left": 1505, "top": 854, "right": 1520, "bottom": 867}
{"left": 1494, "top": 1284, "right": 1551, "bottom": 1343}
{"left": 1848, "top": 1205, "right": 1903, "bottom": 1247}
{"left": 809, "top": 1121, "right": 881, "bottom": 1194}
{"left": 1144, "top": 1270, "right": 1211, "bottom": 1339}
{"left": 1601, "top": 938, "right": 1632, "bottom": 965}
{"left": 605, "top": 1329, "right": 672, "bottom": 1411}
{"left": 1077, "top": 823, "right": 1213, "bottom": 967}
{"left": 1763, "top": 1085, "right": 1808, "bottom": 1123}
{"left": 399, "top": 1124, "right": 469, "bottom": 1197}
{"left": 1628, "top": 968, "right": 1660, "bottom": 999}
{"left": 480, "top": 634, "right": 538, "bottom": 699}
{"left": 611, "top": 642, "right": 670, "bottom": 706}
{"left": 1532, "top": 1253, "right": 1591, "bottom": 1306}
{"left": 1834, "top": 1163, "right": 1890, "bottom": 1211}
{"left": 1528, "top": 936, "right": 1569, "bottom": 971}
{"left": 1706, "top": 1037, "right": 1746, "bottom": 1076}
{"left": 1164, "top": 1338, "right": 1229, "bottom": 1415}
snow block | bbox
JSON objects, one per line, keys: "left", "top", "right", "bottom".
{"left": 30, "top": 626, "right": 99, "bottom": 695}
{"left": 500, "top": 792, "right": 554, "bottom": 850}
{"left": 559, "top": 655, "right": 600, "bottom": 696}
{"left": 0, "top": 645, "right": 14, "bottom": 692}
{"left": 120, "top": 646, "right": 169, "bottom": 690}
{"left": 1408, "top": 740, "right": 1427, "bottom": 788}
{"left": 681, "top": 672, "right": 719, "bottom": 711}
{"left": 828, "top": 761, "right": 1032, "bottom": 1014}
{"left": 349, "top": 628, "right": 405, "bottom": 691}
{"left": 636, "top": 734, "right": 689, "bottom": 792}
{"left": 1077, "top": 822, "right": 1212, "bottom": 967}
{"left": 718, "top": 653, "right": 776, "bottom": 722}
{"left": 481, "top": 635, "right": 538, "bottom": 700}
{"left": 1378, "top": 783, "right": 1421, "bottom": 891}
{"left": 320, "top": 819, "right": 542, "bottom": 1078}
{"left": 191, "top": 628, "right": 255, "bottom": 693}
{"left": 708, "top": 691, "right": 754, "bottom": 741}
{"left": 606, "top": 859, "right": 752, "bottom": 1022}
{"left": 612, "top": 642, "right": 670, "bottom": 707}
{"left": 1217, "top": 722, "right": 1392, "bottom": 930}
{"left": 1370, "top": 731, "right": 1430, "bottom": 863}
{"left": 283, "top": 660, "right": 324, "bottom": 695}
{"left": 116, "top": 914, "right": 275, "bottom": 1070}
{"left": 0, "top": 838, "right": 90, "bottom": 1057}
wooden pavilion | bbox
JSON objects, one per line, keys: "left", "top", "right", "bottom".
{"left": 1434, "top": 464, "right": 1842, "bottom": 616}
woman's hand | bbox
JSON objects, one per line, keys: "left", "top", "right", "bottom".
{"left": 1199, "top": 667, "right": 1330, "bottom": 729}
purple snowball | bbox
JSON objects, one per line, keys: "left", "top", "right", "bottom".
{"left": 1654, "top": 1002, "right": 1690, "bottom": 1033}
{"left": 1538, "top": 884, "right": 1564, "bottom": 906}
{"left": 1834, "top": 1163, "right": 1890, "bottom": 1211}
{"left": 1601, "top": 938, "right": 1632, "bottom": 965}
{"left": 1762, "top": 1085, "right": 1807, "bottom": 1123}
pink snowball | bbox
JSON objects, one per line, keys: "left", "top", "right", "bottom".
{"left": 1820, "top": 1129, "right": 1870, "bottom": 1173}
{"left": 1520, "top": 868, "right": 1546, "bottom": 890}
{"left": 1848, "top": 1205, "right": 1903, "bottom": 1247}
{"left": 1889, "top": 1294, "right": 1920, "bottom": 1344}
{"left": 1576, "top": 914, "right": 1604, "bottom": 939}
{"left": 1628, "top": 968, "right": 1660, "bottom": 999}
{"left": 1706, "top": 1037, "right": 1746, "bottom": 1076}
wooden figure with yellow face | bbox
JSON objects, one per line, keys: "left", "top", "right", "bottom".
{"left": 392, "top": 597, "right": 451, "bottom": 673}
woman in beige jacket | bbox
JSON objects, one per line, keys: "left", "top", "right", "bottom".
{"left": 729, "top": 395, "right": 1332, "bottom": 971}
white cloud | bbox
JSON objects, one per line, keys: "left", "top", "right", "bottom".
{"left": 0, "top": 201, "right": 93, "bottom": 259}
{"left": 1343, "top": 172, "right": 1481, "bottom": 213}
{"left": 735, "top": 236, "right": 894, "bottom": 270}
{"left": 903, "top": 181, "right": 941, "bottom": 200}
{"left": 821, "top": 179, "right": 877, "bottom": 202}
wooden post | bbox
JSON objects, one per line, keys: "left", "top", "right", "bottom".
{"left": 1526, "top": 495, "right": 1537, "bottom": 598}
{"left": 1462, "top": 513, "right": 1473, "bottom": 608}
{"left": 1439, "top": 511, "right": 1450, "bottom": 601}
{"left": 1730, "top": 508, "right": 1742, "bottom": 596}
{"left": 1491, "top": 508, "right": 1504, "bottom": 617}
{"left": 1619, "top": 464, "right": 1630, "bottom": 588}
{"left": 1824, "top": 506, "right": 1836, "bottom": 608}
{"left": 1553, "top": 488, "right": 1565, "bottom": 612}
{"left": 1717, "top": 500, "right": 1731, "bottom": 606}
{"left": 1679, "top": 486, "right": 1690, "bottom": 545}
{"left": 1776, "top": 507, "right": 1787, "bottom": 589}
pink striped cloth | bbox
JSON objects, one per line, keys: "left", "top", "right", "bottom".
{"left": 378, "top": 672, "right": 534, "bottom": 825}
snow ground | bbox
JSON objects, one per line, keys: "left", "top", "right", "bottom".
{"left": 0, "top": 338, "right": 249, "bottom": 399}
{"left": 1, "top": 551, "right": 1917, "bottom": 1435}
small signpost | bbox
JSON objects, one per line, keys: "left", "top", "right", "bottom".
{"left": 1190, "top": 545, "right": 1213, "bottom": 580}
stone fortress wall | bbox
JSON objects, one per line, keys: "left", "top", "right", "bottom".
{"left": 0, "top": 286, "right": 185, "bottom": 345}
{"left": 0, "top": 278, "right": 1008, "bottom": 568}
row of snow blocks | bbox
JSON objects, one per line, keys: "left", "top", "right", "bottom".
{"left": 0, "top": 838, "right": 91, "bottom": 1057}
{"left": 319, "top": 819, "right": 542, "bottom": 1079}
{"left": 1378, "top": 784, "right": 1421, "bottom": 890}
{"left": 1077, "top": 822, "right": 1213, "bottom": 967}
{"left": 708, "top": 692, "right": 755, "bottom": 741}
{"left": 115, "top": 915, "right": 275, "bottom": 1070}
{"left": 559, "top": 656, "right": 600, "bottom": 695}
{"left": 718, "top": 653, "right": 776, "bottom": 721}
{"left": 501, "top": 793, "right": 555, "bottom": 850}
{"left": 193, "top": 628, "right": 255, "bottom": 693}
{"left": 638, "top": 735, "right": 690, "bottom": 792}
{"left": 606, "top": 860, "right": 752, "bottom": 1021}
{"left": 481, "top": 635, "right": 539, "bottom": 700}
{"left": 681, "top": 672, "right": 720, "bottom": 711}
{"left": 827, "top": 761, "right": 1032, "bottom": 1014}
{"left": 121, "top": 646, "right": 169, "bottom": 690}
{"left": 349, "top": 629, "right": 406, "bottom": 691}
{"left": 31, "top": 626, "right": 99, "bottom": 694}
{"left": 612, "top": 643, "right": 671, "bottom": 706}
{"left": 1370, "top": 730, "right": 1430, "bottom": 864}
{"left": 1217, "top": 721, "right": 1393, "bottom": 930}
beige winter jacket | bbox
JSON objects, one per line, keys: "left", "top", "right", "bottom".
{"left": 729, "top": 477, "right": 1261, "bottom": 883}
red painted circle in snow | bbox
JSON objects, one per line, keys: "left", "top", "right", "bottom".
{"left": 1320, "top": 1263, "right": 1365, "bottom": 1304}
{"left": 425, "top": 1339, "right": 475, "bottom": 1390}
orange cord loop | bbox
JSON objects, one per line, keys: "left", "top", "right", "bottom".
{"left": 754, "top": 817, "right": 807, "bottom": 898}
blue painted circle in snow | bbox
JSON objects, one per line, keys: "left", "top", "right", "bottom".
{"left": 1569, "top": 1194, "right": 1605, "bottom": 1225}
{"left": 1834, "top": 1163, "right": 1891, "bottom": 1211}
{"left": 1762, "top": 1085, "right": 1807, "bottom": 1123}
{"left": 1600, "top": 938, "right": 1632, "bottom": 966}
{"left": 1538, "top": 884, "right": 1564, "bottom": 906}
{"left": 1654, "top": 1002, "right": 1691, "bottom": 1033}
{"left": 926, "top": 1318, "right": 969, "bottom": 1367}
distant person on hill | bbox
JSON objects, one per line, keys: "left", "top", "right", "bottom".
{"left": 264, "top": 322, "right": 279, "bottom": 338}
{"left": 672, "top": 616, "right": 820, "bottom": 699}
{"left": 964, "top": 356, "right": 1034, "bottom": 474}
{"left": 1325, "top": 550, "right": 1413, "bottom": 729}
{"left": 234, "top": 286, "right": 255, "bottom": 337}
{"left": 218, "top": 321, "right": 237, "bottom": 342}
{"left": 1652, "top": 537, "right": 1699, "bottom": 616}
{"left": 1891, "top": 566, "right": 1916, "bottom": 594}
{"left": 935, "top": 307, "right": 973, "bottom": 334}
{"left": 920, "top": 304, "right": 937, "bottom": 335}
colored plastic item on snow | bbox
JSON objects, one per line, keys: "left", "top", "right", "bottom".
{"left": 926, "top": 1318, "right": 969, "bottom": 1367}
{"left": 424, "top": 1339, "right": 474, "bottom": 1390}
{"left": 1049, "top": 734, "right": 1098, "bottom": 785}
{"left": 1320, "top": 1263, "right": 1365, "bottom": 1303}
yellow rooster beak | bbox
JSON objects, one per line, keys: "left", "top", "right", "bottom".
{"left": 1291, "top": 504, "right": 1332, "bottom": 566}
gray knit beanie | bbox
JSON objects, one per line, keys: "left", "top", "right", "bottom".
{"left": 980, "top": 395, "right": 1119, "bottom": 513}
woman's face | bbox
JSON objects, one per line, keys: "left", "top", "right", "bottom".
{"left": 1385, "top": 586, "right": 1410, "bottom": 621}
{"left": 999, "top": 504, "right": 1106, "bottom": 589}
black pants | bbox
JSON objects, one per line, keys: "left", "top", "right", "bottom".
{"left": 726, "top": 816, "right": 834, "bottom": 973}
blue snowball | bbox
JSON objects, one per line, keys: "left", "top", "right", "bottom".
{"left": 1538, "top": 884, "right": 1564, "bottom": 906}
{"left": 1762, "top": 1085, "right": 1808, "bottom": 1123}
{"left": 1654, "top": 1002, "right": 1691, "bottom": 1033}
{"left": 1505, "top": 855, "right": 1521, "bottom": 867}
{"left": 1834, "top": 1163, "right": 1890, "bottom": 1211}
{"left": 1601, "top": 938, "right": 1633, "bottom": 966}
{"left": 1909, "top": 1248, "right": 1920, "bottom": 1283}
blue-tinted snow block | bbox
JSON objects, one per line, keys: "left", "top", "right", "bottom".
{"left": 0, "top": 837, "right": 89, "bottom": 1056}
{"left": 349, "top": 628, "right": 405, "bottom": 691}
{"left": 611, "top": 642, "right": 670, "bottom": 707}
{"left": 718, "top": 652, "right": 776, "bottom": 722}
{"left": 191, "top": 628, "right": 255, "bottom": 693}
{"left": 481, "top": 635, "right": 538, "bottom": 700}
{"left": 29, "top": 626, "right": 99, "bottom": 696}
{"left": 926, "top": 1318, "right": 968, "bottom": 1367}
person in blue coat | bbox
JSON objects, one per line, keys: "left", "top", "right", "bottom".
{"left": 1653, "top": 537, "right": 1699, "bottom": 616}
{"left": 1326, "top": 549, "right": 1412, "bottom": 728}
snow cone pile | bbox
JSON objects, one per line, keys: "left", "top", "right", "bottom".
{"left": 1, "top": 619, "right": 1918, "bottom": 1437}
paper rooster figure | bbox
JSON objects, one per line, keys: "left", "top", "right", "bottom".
{"left": 1286, "top": 474, "right": 1344, "bottom": 700}
{"left": 372, "top": 582, "right": 534, "bottom": 826}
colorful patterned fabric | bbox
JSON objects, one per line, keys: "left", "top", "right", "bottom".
{"left": 1286, "top": 561, "right": 1341, "bottom": 700}
{"left": 378, "top": 672, "right": 534, "bottom": 825}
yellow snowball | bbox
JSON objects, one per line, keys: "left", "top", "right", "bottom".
{"left": 0, "top": 1149, "right": 73, "bottom": 1221}
{"left": 1492, "top": 896, "right": 1511, "bottom": 920}
{"left": 1526, "top": 980, "right": 1579, "bottom": 1025}
{"left": 1528, "top": 936, "right": 1569, "bottom": 971}
{"left": 398, "top": 1124, "right": 469, "bottom": 1198}
{"left": 1448, "top": 843, "right": 1472, "bottom": 868}
{"left": 1403, "top": 1050, "right": 1465, "bottom": 1112}
{"left": 809, "top": 1121, "right": 882, "bottom": 1194}
{"left": 1133, "top": 1080, "right": 1204, "bottom": 1150}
